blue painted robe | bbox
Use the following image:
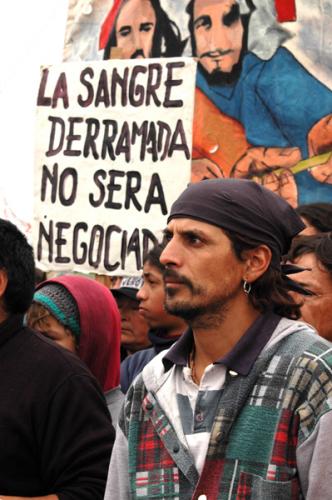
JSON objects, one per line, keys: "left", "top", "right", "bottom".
{"left": 196, "top": 47, "right": 332, "bottom": 204}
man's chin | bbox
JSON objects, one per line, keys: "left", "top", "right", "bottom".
{"left": 164, "top": 299, "right": 203, "bottom": 322}
{"left": 199, "top": 58, "right": 244, "bottom": 86}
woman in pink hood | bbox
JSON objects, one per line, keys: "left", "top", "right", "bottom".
{"left": 27, "top": 274, "right": 123, "bottom": 424}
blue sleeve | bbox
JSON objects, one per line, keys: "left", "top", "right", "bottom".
{"left": 120, "top": 349, "right": 155, "bottom": 393}
{"left": 257, "top": 47, "right": 332, "bottom": 156}
{"left": 120, "top": 356, "right": 132, "bottom": 393}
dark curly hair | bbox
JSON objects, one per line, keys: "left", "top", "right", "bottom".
{"left": 295, "top": 203, "right": 332, "bottom": 233}
{"left": 287, "top": 232, "right": 332, "bottom": 277}
{"left": 143, "top": 241, "right": 166, "bottom": 271}
{"left": 0, "top": 219, "right": 35, "bottom": 315}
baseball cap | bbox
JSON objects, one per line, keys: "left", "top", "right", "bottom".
{"left": 111, "top": 276, "right": 143, "bottom": 301}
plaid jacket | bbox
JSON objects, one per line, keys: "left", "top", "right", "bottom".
{"left": 106, "top": 320, "right": 332, "bottom": 499}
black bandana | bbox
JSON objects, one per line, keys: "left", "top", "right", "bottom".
{"left": 168, "top": 179, "right": 305, "bottom": 268}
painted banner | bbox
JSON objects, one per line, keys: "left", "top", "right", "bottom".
{"left": 63, "top": 0, "right": 332, "bottom": 208}
{"left": 33, "top": 58, "right": 195, "bottom": 274}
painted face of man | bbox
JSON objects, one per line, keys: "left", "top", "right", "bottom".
{"left": 115, "top": 0, "right": 156, "bottom": 59}
{"left": 193, "top": 0, "right": 244, "bottom": 74}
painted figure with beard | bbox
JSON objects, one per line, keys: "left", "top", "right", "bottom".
{"left": 188, "top": 0, "right": 332, "bottom": 206}
{"left": 99, "top": 0, "right": 251, "bottom": 183}
{"left": 104, "top": 178, "right": 332, "bottom": 499}
{"left": 101, "top": 0, "right": 186, "bottom": 60}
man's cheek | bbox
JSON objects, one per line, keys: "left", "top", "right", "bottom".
{"left": 302, "top": 301, "right": 320, "bottom": 328}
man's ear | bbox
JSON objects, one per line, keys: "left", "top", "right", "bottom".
{"left": 0, "top": 269, "right": 8, "bottom": 298}
{"left": 242, "top": 245, "right": 272, "bottom": 284}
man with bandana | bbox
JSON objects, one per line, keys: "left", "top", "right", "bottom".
{"left": 105, "top": 178, "right": 332, "bottom": 499}
{"left": 187, "top": 0, "right": 332, "bottom": 205}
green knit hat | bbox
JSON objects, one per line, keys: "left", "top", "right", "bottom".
{"left": 33, "top": 283, "right": 80, "bottom": 339}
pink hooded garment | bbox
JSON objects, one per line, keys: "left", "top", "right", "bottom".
{"left": 35, "top": 274, "right": 121, "bottom": 392}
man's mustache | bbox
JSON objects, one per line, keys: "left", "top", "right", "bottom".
{"left": 163, "top": 269, "right": 194, "bottom": 291}
{"left": 130, "top": 49, "right": 146, "bottom": 59}
{"left": 199, "top": 49, "right": 233, "bottom": 59}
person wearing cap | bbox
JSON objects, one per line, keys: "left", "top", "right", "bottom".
{"left": 27, "top": 274, "right": 124, "bottom": 424}
{"left": 120, "top": 243, "right": 187, "bottom": 393}
{"left": 111, "top": 276, "right": 151, "bottom": 360}
{"left": 0, "top": 219, "right": 114, "bottom": 500}
{"left": 105, "top": 178, "right": 332, "bottom": 499}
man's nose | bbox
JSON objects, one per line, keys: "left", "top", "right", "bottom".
{"left": 207, "top": 24, "right": 229, "bottom": 51}
{"left": 160, "top": 239, "right": 181, "bottom": 267}
{"left": 136, "top": 286, "right": 146, "bottom": 301}
{"left": 133, "top": 31, "right": 144, "bottom": 51}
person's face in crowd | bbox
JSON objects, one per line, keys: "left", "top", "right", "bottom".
{"left": 115, "top": 294, "right": 150, "bottom": 352}
{"left": 32, "top": 313, "right": 77, "bottom": 352}
{"left": 291, "top": 252, "right": 332, "bottom": 341}
{"left": 115, "top": 0, "right": 156, "bottom": 59}
{"left": 137, "top": 261, "right": 184, "bottom": 332}
{"left": 193, "top": 0, "right": 243, "bottom": 74}
{"left": 299, "top": 217, "right": 320, "bottom": 236}
{"left": 160, "top": 218, "right": 245, "bottom": 321}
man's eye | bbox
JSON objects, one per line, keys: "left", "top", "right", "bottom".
{"left": 186, "top": 234, "right": 201, "bottom": 245}
{"left": 118, "top": 27, "right": 131, "bottom": 37}
{"left": 195, "top": 17, "right": 211, "bottom": 31}
{"left": 163, "top": 231, "right": 173, "bottom": 243}
{"left": 140, "top": 23, "right": 154, "bottom": 33}
{"left": 223, "top": 4, "right": 240, "bottom": 27}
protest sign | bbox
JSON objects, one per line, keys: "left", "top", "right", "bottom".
{"left": 33, "top": 57, "right": 196, "bottom": 275}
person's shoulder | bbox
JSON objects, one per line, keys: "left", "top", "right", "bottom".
{"left": 238, "top": 51, "right": 269, "bottom": 92}
{"left": 274, "top": 318, "right": 332, "bottom": 367}
{"left": 258, "top": 47, "right": 302, "bottom": 81}
{"left": 120, "top": 347, "right": 156, "bottom": 392}
{"left": 20, "top": 326, "right": 93, "bottom": 378}
{"left": 122, "top": 347, "right": 155, "bottom": 371}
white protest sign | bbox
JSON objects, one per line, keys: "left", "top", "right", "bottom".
{"left": 33, "top": 58, "right": 196, "bottom": 275}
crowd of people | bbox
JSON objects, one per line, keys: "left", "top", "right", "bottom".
{"left": 0, "top": 180, "right": 331, "bottom": 499}
{"left": 1, "top": 0, "right": 332, "bottom": 497}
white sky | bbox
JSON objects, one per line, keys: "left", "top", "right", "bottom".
{"left": 0, "top": 0, "right": 69, "bottom": 222}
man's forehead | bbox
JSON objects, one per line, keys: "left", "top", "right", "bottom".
{"left": 117, "top": 0, "right": 155, "bottom": 23}
{"left": 143, "top": 261, "right": 162, "bottom": 277}
{"left": 194, "top": 0, "right": 238, "bottom": 14}
{"left": 166, "top": 217, "right": 225, "bottom": 235}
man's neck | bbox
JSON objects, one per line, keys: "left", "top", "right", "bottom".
{"left": 191, "top": 300, "right": 261, "bottom": 380}
{"left": 164, "top": 322, "right": 187, "bottom": 339}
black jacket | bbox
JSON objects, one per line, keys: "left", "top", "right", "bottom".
{"left": 0, "top": 314, "right": 114, "bottom": 499}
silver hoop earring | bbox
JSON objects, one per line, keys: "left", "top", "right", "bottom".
{"left": 243, "top": 280, "right": 251, "bottom": 295}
